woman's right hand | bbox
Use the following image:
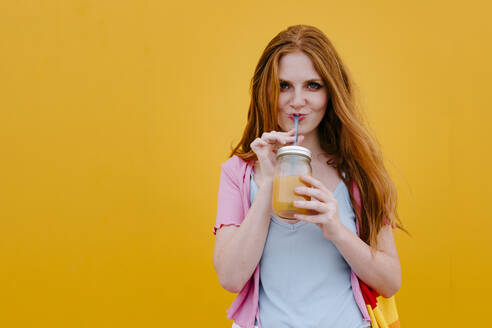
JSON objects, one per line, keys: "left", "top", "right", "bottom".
{"left": 250, "top": 128, "right": 304, "bottom": 181}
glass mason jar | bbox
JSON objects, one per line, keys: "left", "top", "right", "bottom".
{"left": 272, "top": 145, "right": 314, "bottom": 219}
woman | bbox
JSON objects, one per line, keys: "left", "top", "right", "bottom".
{"left": 212, "top": 25, "right": 405, "bottom": 328}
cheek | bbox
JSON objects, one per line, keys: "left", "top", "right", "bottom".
{"left": 276, "top": 97, "right": 289, "bottom": 129}
{"left": 278, "top": 93, "right": 288, "bottom": 110}
{"left": 312, "top": 92, "right": 328, "bottom": 110}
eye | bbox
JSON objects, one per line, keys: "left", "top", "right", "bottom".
{"left": 279, "top": 81, "right": 289, "bottom": 90}
{"left": 308, "top": 82, "right": 322, "bottom": 90}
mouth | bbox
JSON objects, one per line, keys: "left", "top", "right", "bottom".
{"left": 288, "top": 114, "right": 306, "bottom": 122}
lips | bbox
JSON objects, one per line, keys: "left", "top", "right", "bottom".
{"left": 288, "top": 114, "right": 306, "bottom": 122}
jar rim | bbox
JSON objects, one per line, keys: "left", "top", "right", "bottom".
{"left": 276, "top": 146, "right": 312, "bottom": 160}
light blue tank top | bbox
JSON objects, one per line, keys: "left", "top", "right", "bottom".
{"left": 250, "top": 170, "right": 370, "bottom": 328}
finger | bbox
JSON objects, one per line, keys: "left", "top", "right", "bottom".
{"left": 281, "top": 135, "right": 297, "bottom": 144}
{"left": 251, "top": 138, "right": 267, "bottom": 147}
{"left": 292, "top": 209, "right": 334, "bottom": 223}
{"left": 291, "top": 213, "right": 317, "bottom": 223}
{"left": 294, "top": 186, "right": 329, "bottom": 203}
{"left": 261, "top": 132, "right": 280, "bottom": 144}
{"left": 270, "top": 129, "right": 296, "bottom": 138}
{"left": 251, "top": 139, "right": 269, "bottom": 152}
{"left": 263, "top": 132, "right": 297, "bottom": 145}
{"left": 293, "top": 199, "right": 326, "bottom": 213}
{"left": 285, "top": 134, "right": 303, "bottom": 145}
{"left": 299, "top": 175, "right": 329, "bottom": 194}
{"left": 258, "top": 139, "right": 268, "bottom": 147}
{"left": 285, "top": 136, "right": 299, "bottom": 145}
{"left": 262, "top": 129, "right": 293, "bottom": 137}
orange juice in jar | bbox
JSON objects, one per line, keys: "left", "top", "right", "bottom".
{"left": 272, "top": 146, "right": 314, "bottom": 219}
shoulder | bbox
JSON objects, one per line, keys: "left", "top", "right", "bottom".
{"left": 219, "top": 155, "right": 252, "bottom": 187}
{"left": 221, "top": 154, "right": 250, "bottom": 173}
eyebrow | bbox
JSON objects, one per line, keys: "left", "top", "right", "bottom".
{"left": 279, "top": 78, "right": 323, "bottom": 83}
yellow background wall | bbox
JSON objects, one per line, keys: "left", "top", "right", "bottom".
{"left": 1, "top": 0, "right": 491, "bottom": 326}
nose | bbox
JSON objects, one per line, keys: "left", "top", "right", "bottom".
{"left": 290, "top": 88, "right": 306, "bottom": 110}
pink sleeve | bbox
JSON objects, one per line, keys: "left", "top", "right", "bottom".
{"left": 212, "top": 162, "right": 244, "bottom": 235}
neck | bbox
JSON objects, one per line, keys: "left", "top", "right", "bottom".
{"left": 299, "top": 128, "right": 328, "bottom": 162}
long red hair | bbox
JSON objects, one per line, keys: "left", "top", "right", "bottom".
{"left": 230, "top": 24, "right": 407, "bottom": 248}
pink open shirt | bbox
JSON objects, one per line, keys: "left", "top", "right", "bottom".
{"left": 213, "top": 155, "right": 372, "bottom": 328}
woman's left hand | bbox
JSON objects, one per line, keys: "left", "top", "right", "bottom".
{"left": 292, "top": 175, "right": 344, "bottom": 240}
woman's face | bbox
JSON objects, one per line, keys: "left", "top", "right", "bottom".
{"left": 276, "top": 51, "right": 328, "bottom": 134}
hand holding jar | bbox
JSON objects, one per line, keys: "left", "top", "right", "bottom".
{"left": 272, "top": 146, "right": 344, "bottom": 239}
{"left": 250, "top": 128, "right": 305, "bottom": 180}
{"left": 292, "top": 175, "right": 344, "bottom": 240}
